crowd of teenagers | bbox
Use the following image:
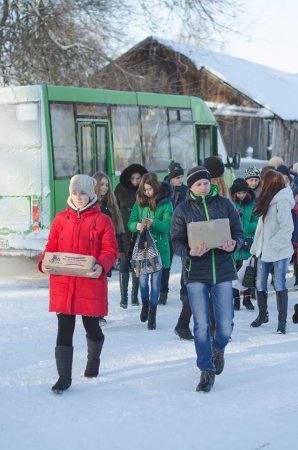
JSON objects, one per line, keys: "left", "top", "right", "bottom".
{"left": 38, "top": 155, "right": 298, "bottom": 394}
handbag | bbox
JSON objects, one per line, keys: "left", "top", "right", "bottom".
{"left": 241, "top": 238, "right": 253, "bottom": 252}
{"left": 242, "top": 256, "right": 257, "bottom": 288}
{"left": 130, "top": 228, "right": 162, "bottom": 277}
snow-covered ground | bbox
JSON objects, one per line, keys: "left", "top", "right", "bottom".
{"left": 1, "top": 255, "right": 298, "bottom": 450}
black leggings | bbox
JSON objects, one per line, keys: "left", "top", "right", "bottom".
{"left": 56, "top": 313, "right": 104, "bottom": 346}
{"left": 119, "top": 254, "right": 131, "bottom": 274}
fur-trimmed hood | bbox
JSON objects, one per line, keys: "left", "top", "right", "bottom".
{"left": 119, "top": 164, "right": 148, "bottom": 190}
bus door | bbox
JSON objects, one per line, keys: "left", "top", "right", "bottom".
{"left": 77, "top": 121, "right": 109, "bottom": 175}
{"left": 195, "top": 125, "right": 214, "bottom": 164}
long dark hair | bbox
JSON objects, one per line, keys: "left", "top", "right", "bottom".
{"left": 136, "top": 173, "right": 160, "bottom": 210}
{"left": 254, "top": 170, "right": 285, "bottom": 220}
{"left": 93, "top": 171, "right": 124, "bottom": 233}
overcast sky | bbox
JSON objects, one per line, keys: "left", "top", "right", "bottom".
{"left": 127, "top": 0, "right": 297, "bottom": 74}
{"left": 220, "top": 0, "right": 298, "bottom": 73}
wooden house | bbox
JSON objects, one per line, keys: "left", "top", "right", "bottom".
{"left": 100, "top": 36, "right": 298, "bottom": 165}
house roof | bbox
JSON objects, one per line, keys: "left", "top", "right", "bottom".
{"left": 144, "top": 37, "right": 298, "bottom": 121}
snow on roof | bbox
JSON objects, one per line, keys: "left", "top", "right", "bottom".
{"left": 153, "top": 37, "right": 298, "bottom": 121}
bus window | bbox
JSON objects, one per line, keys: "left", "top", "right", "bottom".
{"left": 80, "top": 124, "right": 93, "bottom": 175}
{"left": 0, "top": 102, "right": 41, "bottom": 203}
{"left": 50, "top": 103, "right": 79, "bottom": 178}
{"left": 111, "top": 105, "right": 142, "bottom": 171}
{"left": 76, "top": 104, "right": 108, "bottom": 118}
{"left": 140, "top": 107, "right": 170, "bottom": 171}
{"left": 169, "top": 122, "right": 196, "bottom": 170}
{"left": 196, "top": 126, "right": 211, "bottom": 162}
{"left": 95, "top": 125, "right": 107, "bottom": 172}
{"left": 78, "top": 122, "right": 108, "bottom": 175}
{"left": 0, "top": 103, "right": 40, "bottom": 148}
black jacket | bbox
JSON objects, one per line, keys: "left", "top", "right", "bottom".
{"left": 172, "top": 184, "right": 188, "bottom": 209}
{"left": 170, "top": 189, "right": 244, "bottom": 284}
{"left": 114, "top": 164, "right": 147, "bottom": 254}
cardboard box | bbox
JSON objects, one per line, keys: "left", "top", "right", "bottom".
{"left": 43, "top": 252, "right": 97, "bottom": 278}
{"left": 187, "top": 218, "right": 232, "bottom": 249}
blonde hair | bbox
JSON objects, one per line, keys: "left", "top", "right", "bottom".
{"left": 268, "top": 156, "right": 284, "bottom": 169}
{"left": 93, "top": 171, "right": 124, "bottom": 234}
{"left": 211, "top": 176, "right": 230, "bottom": 198}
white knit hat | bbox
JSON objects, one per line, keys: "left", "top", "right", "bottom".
{"left": 244, "top": 166, "right": 261, "bottom": 180}
{"left": 69, "top": 175, "right": 97, "bottom": 201}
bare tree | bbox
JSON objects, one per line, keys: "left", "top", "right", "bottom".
{"left": 0, "top": 0, "right": 129, "bottom": 85}
{"left": 0, "top": 0, "right": 241, "bottom": 86}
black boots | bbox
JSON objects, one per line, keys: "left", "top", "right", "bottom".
{"left": 52, "top": 346, "right": 73, "bottom": 393}
{"left": 140, "top": 299, "right": 149, "bottom": 322}
{"left": 276, "top": 289, "right": 288, "bottom": 334}
{"left": 233, "top": 297, "right": 240, "bottom": 310}
{"left": 131, "top": 272, "right": 139, "bottom": 306}
{"left": 294, "top": 257, "right": 298, "bottom": 289}
{"left": 51, "top": 337, "right": 105, "bottom": 392}
{"left": 234, "top": 288, "right": 254, "bottom": 310}
{"left": 251, "top": 291, "right": 269, "bottom": 327}
{"left": 174, "top": 295, "right": 193, "bottom": 340}
{"left": 233, "top": 288, "right": 240, "bottom": 310}
{"left": 196, "top": 370, "right": 215, "bottom": 393}
{"left": 212, "top": 348, "right": 225, "bottom": 375}
{"left": 120, "top": 272, "right": 140, "bottom": 307}
{"left": 251, "top": 289, "right": 288, "bottom": 333}
{"left": 196, "top": 347, "right": 223, "bottom": 392}
{"left": 84, "top": 336, "right": 105, "bottom": 377}
{"left": 148, "top": 305, "right": 157, "bottom": 330}
{"left": 140, "top": 300, "right": 157, "bottom": 329}
{"left": 119, "top": 272, "right": 129, "bottom": 309}
{"left": 158, "top": 292, "right": 168, "bottom": 305}
{"left": 292, "top": 303, "right": 298, "bottom": 323}
{"left": 243, "top": 294, "right": 255, "bottom": 310}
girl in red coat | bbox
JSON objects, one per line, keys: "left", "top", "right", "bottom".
{"left": 39, "top": 175, "right": 118, "bottom": 393}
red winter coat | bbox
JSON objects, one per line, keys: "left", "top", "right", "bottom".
{"left": 39, "top": 204, "right": 118, "bottom": 316}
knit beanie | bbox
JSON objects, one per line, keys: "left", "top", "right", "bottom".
{"left": 230, "top": 178, "right": 250, "bottom": 195}
{"left": 166, "top": 159, "right": 184, "bottom": 181}
{"left": 277, "top": 164, "right": 293, "bottom": 182}
{"left": 204, "top": 156, "right": 225, "bottom": 178}
{"left": 69, "top": 174, "right": 97, "bottom": 201}
{"left": 187, "top": 166, "right": 211, "bottom": 189}
{"left": 244, "top": 166, "right": 261, "bottom": 180}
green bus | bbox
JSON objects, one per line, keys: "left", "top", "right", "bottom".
{"left": 0, "top": 84, "right": 239, "bottom": 253}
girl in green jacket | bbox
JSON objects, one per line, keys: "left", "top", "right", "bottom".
{"left": 230, "top": 178, "right": 258, "bottom": 311}
{"left": 128, "top": 173, "right": 173, "bottom": 330}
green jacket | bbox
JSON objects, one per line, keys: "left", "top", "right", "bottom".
{"left": 128, "top": 182, "right": 173, "bottom": 268}
{"left": 233, "top": 200, "right": 258, "bottom": 260}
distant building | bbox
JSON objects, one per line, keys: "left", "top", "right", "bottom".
{"left": 100, "top": 36, "right": 298, "bottom": 165}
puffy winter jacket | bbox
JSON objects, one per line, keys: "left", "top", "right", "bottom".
{"left": 232, "top": 191, "right": 258, "bottom": 261}
{"left": 39, "top": 203, "right": 118, "bottom": 316}
{"left": 171, "top": 186, "right": 244, "bottom": 284}
{"left": 250, "top": 186, "right": 294, "bottom": 262}
{"left": 114, "top": 164, "right": 148, "bottom": 255}
{"left": 128, "top": 182, "right": 173, "bottom": 268}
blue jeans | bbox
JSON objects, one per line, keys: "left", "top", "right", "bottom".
{"left": 187, "top": 281, "right": 234, "bottom": 371}
{"left": 139, "top": 269, "right": 162, "bottom": 307}
{"left": 256, "top": 258, "right": 290, "bottom": 292}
